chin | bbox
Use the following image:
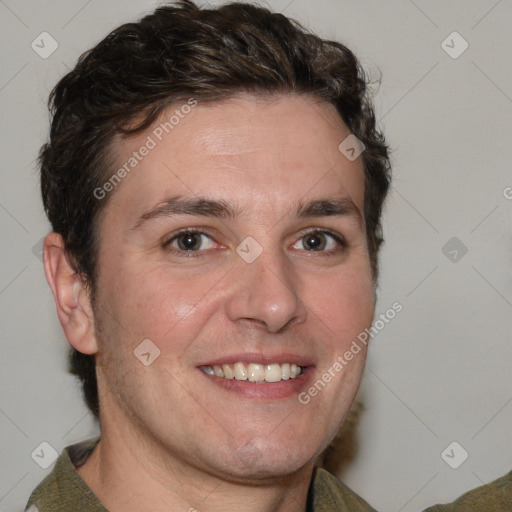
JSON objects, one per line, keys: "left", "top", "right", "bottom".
{"left": 212, "top": 434, "right": 321, "bottom": 482}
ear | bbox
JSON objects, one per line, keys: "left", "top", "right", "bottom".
{"left": 43, "top": 233, "right": 98, "bottom": 355}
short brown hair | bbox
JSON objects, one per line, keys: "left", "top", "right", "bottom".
{"left": 40, "top": 0, "right": 391, "bottom": 417}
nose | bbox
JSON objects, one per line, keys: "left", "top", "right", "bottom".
{"left": 224, "top": 250, "right": 307, "bottom": 333}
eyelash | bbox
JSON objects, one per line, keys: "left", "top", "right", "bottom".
{"left": 162, "top": 228, "right": 218, "bottom": 256}
{"left": 295, "top": 228, "right": 347, "bottom": 256}
{"left": 162, "top": 227, "right": 347, "bottom": 257}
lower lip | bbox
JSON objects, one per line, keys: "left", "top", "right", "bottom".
{"left": 197, "top": 366, "right": 314, "bottom": 400}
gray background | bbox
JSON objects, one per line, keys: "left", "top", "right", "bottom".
{"left": 1, "top": 1, "right": 511, "bottom": 511}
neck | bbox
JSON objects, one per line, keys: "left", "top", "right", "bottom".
{"left": 78, "top": 419, "right": 315, "bottom": 512}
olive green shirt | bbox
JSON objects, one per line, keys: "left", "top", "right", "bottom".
{"left": 422, "top": 470, "right": 512, "bottom": 512}
{"left": 26, "top": 439, "right": 512, "bottom": 511}
{"left": 25, "top": 438, "right": 378, "bottom": 512}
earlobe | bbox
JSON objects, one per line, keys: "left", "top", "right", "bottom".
{"left": 43, "top": 233, "right": 98, "bottom": 355}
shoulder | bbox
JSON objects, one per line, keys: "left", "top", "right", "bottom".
{"left": 309, "top": 467, "right": 378, "bottom": 512}
{"left": 422, "top": 470, "right": 512, "bottom": 512}
{"left": 25, "top": 438, "right": 106, "bottom": 512}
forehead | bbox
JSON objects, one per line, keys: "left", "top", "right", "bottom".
{"left": 104, "top": 94, "right": 365, "bottom": 224}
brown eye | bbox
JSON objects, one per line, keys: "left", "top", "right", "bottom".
{"left": 169, "top": 231, "right": 216, "bottom": 252}
{"left": 293, "top": 231, "right": 344, "bottom": 252}
{"left": 302, "top": 233, "right": 327, "bottom": 251}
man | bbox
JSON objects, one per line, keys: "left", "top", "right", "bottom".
{"left": 27, "top": 2, "right": 389, "bottom": 510}
{"left": 25, "top": 1, "right": 511, "bottom": 511}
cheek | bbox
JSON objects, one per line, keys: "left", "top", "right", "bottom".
{"left": 101, "top": 262, "right": 224, "bottom": 343}
{"left": 306, "top": 269, "right": 374, "bottom": 343}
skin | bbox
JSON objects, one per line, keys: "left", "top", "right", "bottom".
{"left": 44, "top": 94, "right": 375, "bottom": 512}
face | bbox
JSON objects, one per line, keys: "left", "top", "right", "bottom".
{"left": 92, "top": 94, "right": 375, "bottom": 482}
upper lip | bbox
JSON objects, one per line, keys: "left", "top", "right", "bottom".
{"left": 197, "top": 352, "right": 314, "bottom": 367}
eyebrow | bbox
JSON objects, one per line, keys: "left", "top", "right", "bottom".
{"left": 296, "top": 197, "right": 362, "bottom": 224}
{"left": 132, "top": 196, "right": 238, "bottom": 229}
{"left": 132, "top": 195, "right": 363, "bottom": 230}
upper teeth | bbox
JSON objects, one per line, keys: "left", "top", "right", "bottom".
{"left": 200, "top": 363, "right": 303, "bottom": 382}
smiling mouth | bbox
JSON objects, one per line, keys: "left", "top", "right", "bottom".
{"left": 200, "top": 362, "right": 304, "bottom": 383}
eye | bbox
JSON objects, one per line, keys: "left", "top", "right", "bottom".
{"left": 166, "top": 230, "right": 217, "bottom": 252}
{"left": 292, "top": 230, "right": 345, "bottom": 252}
